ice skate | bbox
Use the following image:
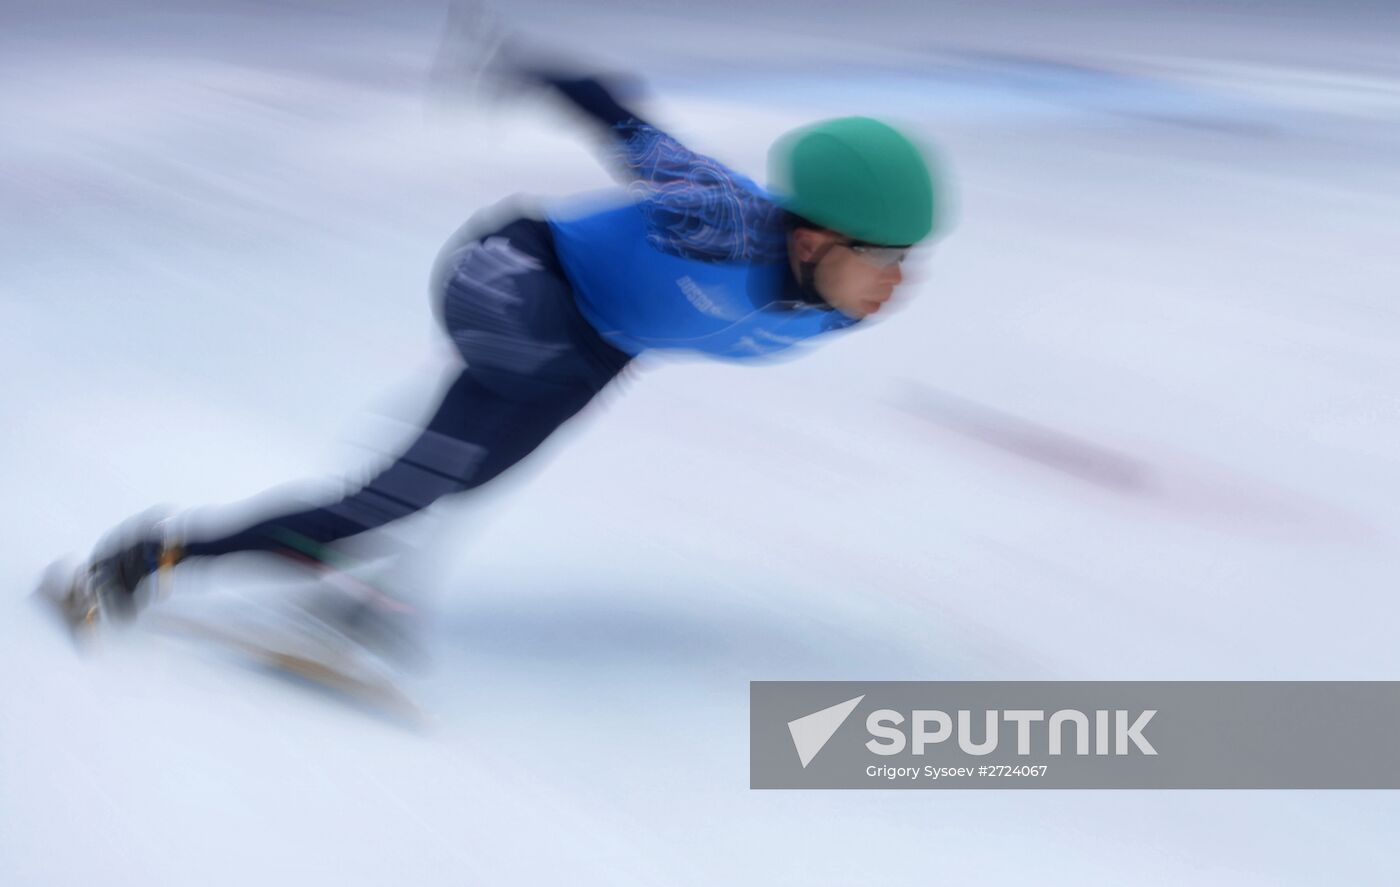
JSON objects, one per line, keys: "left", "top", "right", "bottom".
{"left": 152, "top": 589, "right": 424, "bottom": 724}
{"left": 148, "top": 545, "right": 425, "bottom": 721}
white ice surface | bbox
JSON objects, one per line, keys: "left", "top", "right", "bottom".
{"left": 3, "top": 2, "right": 1399, "bottom": 884}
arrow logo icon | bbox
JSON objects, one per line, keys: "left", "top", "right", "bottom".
{"left": 787, "top": 695, "right": 865, "bottom": 767}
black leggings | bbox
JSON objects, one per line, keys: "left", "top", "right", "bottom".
{"left": 183, "top": 218, "right": 630, "bottom": 561}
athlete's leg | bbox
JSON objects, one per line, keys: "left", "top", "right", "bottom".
{"left": 92, "top": 216, "right": 628, "bottom": 605}
{"left": 180, "top": 367, "right": 598, "bottom": 559}
{"left": 181, "top": 217, "right": 626, "bottom": 562}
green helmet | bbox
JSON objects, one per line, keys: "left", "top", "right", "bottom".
{"left": 768, "top": 116, "right": 938, "bottom": 247}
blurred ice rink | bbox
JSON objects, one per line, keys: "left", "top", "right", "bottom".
{"left": 3, "top": 1, "right": 1399, "bottom": 883}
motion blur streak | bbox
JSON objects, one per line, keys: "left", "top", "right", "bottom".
{"left": 3, "top": 2, "right": 1399, "bottom": 885}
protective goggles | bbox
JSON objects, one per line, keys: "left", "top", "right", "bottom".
{"left": 845, "top": 242, "right": 911, "bottom": 268}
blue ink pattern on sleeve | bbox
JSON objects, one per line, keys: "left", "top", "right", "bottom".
{"left": 609, "top": 122, "right": 788, "bottom": 265}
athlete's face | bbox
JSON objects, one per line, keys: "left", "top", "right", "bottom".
{"left": 789, "top": 228, "right": 907, "bottom": 319}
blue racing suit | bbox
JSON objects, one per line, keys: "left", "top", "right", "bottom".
{"left": 541, "top": 76, "right": 859, "bottom": 358}
{"left": 179, "top": 75, "right": 860, "bottom": 561}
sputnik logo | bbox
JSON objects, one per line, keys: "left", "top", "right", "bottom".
{"left": 787, "top": 695, "right": 865, "bottom": 767}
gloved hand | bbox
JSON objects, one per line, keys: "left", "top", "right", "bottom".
{"left": 426, "top": 0, "right": 543, "bottom": 111}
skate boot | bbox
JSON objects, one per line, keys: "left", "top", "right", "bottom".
{"left": 38, "top": 514, "right": 185, "bottom": 639}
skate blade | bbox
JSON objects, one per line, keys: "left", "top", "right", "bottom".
{"left": 152, "top": 611, "right": 424, "bottom": 726}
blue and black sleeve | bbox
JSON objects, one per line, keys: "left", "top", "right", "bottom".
{"left": 533, "top": 71, "right": 789, "bottom": 264}
{"left": 532, "top": 72, "right": 651, "bottom": 130}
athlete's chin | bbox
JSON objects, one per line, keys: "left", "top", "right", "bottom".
{"left": 832, "top": 296, "right": 892, "bottom": 320}
{"left": 860, "top": 297, "right": 893, "bottom": 317}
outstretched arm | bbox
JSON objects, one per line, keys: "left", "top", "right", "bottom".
{"left": 527, "top": 69, "right": 710, "bottom": 191}
{"left": 430, "top": 5, "right": 785, "bottom": 262}
{"left": 531, "top": 72, "right": 650, "bottom": 131}
{"left": 530, "top": 69, "right": 788, "bottom": 263}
